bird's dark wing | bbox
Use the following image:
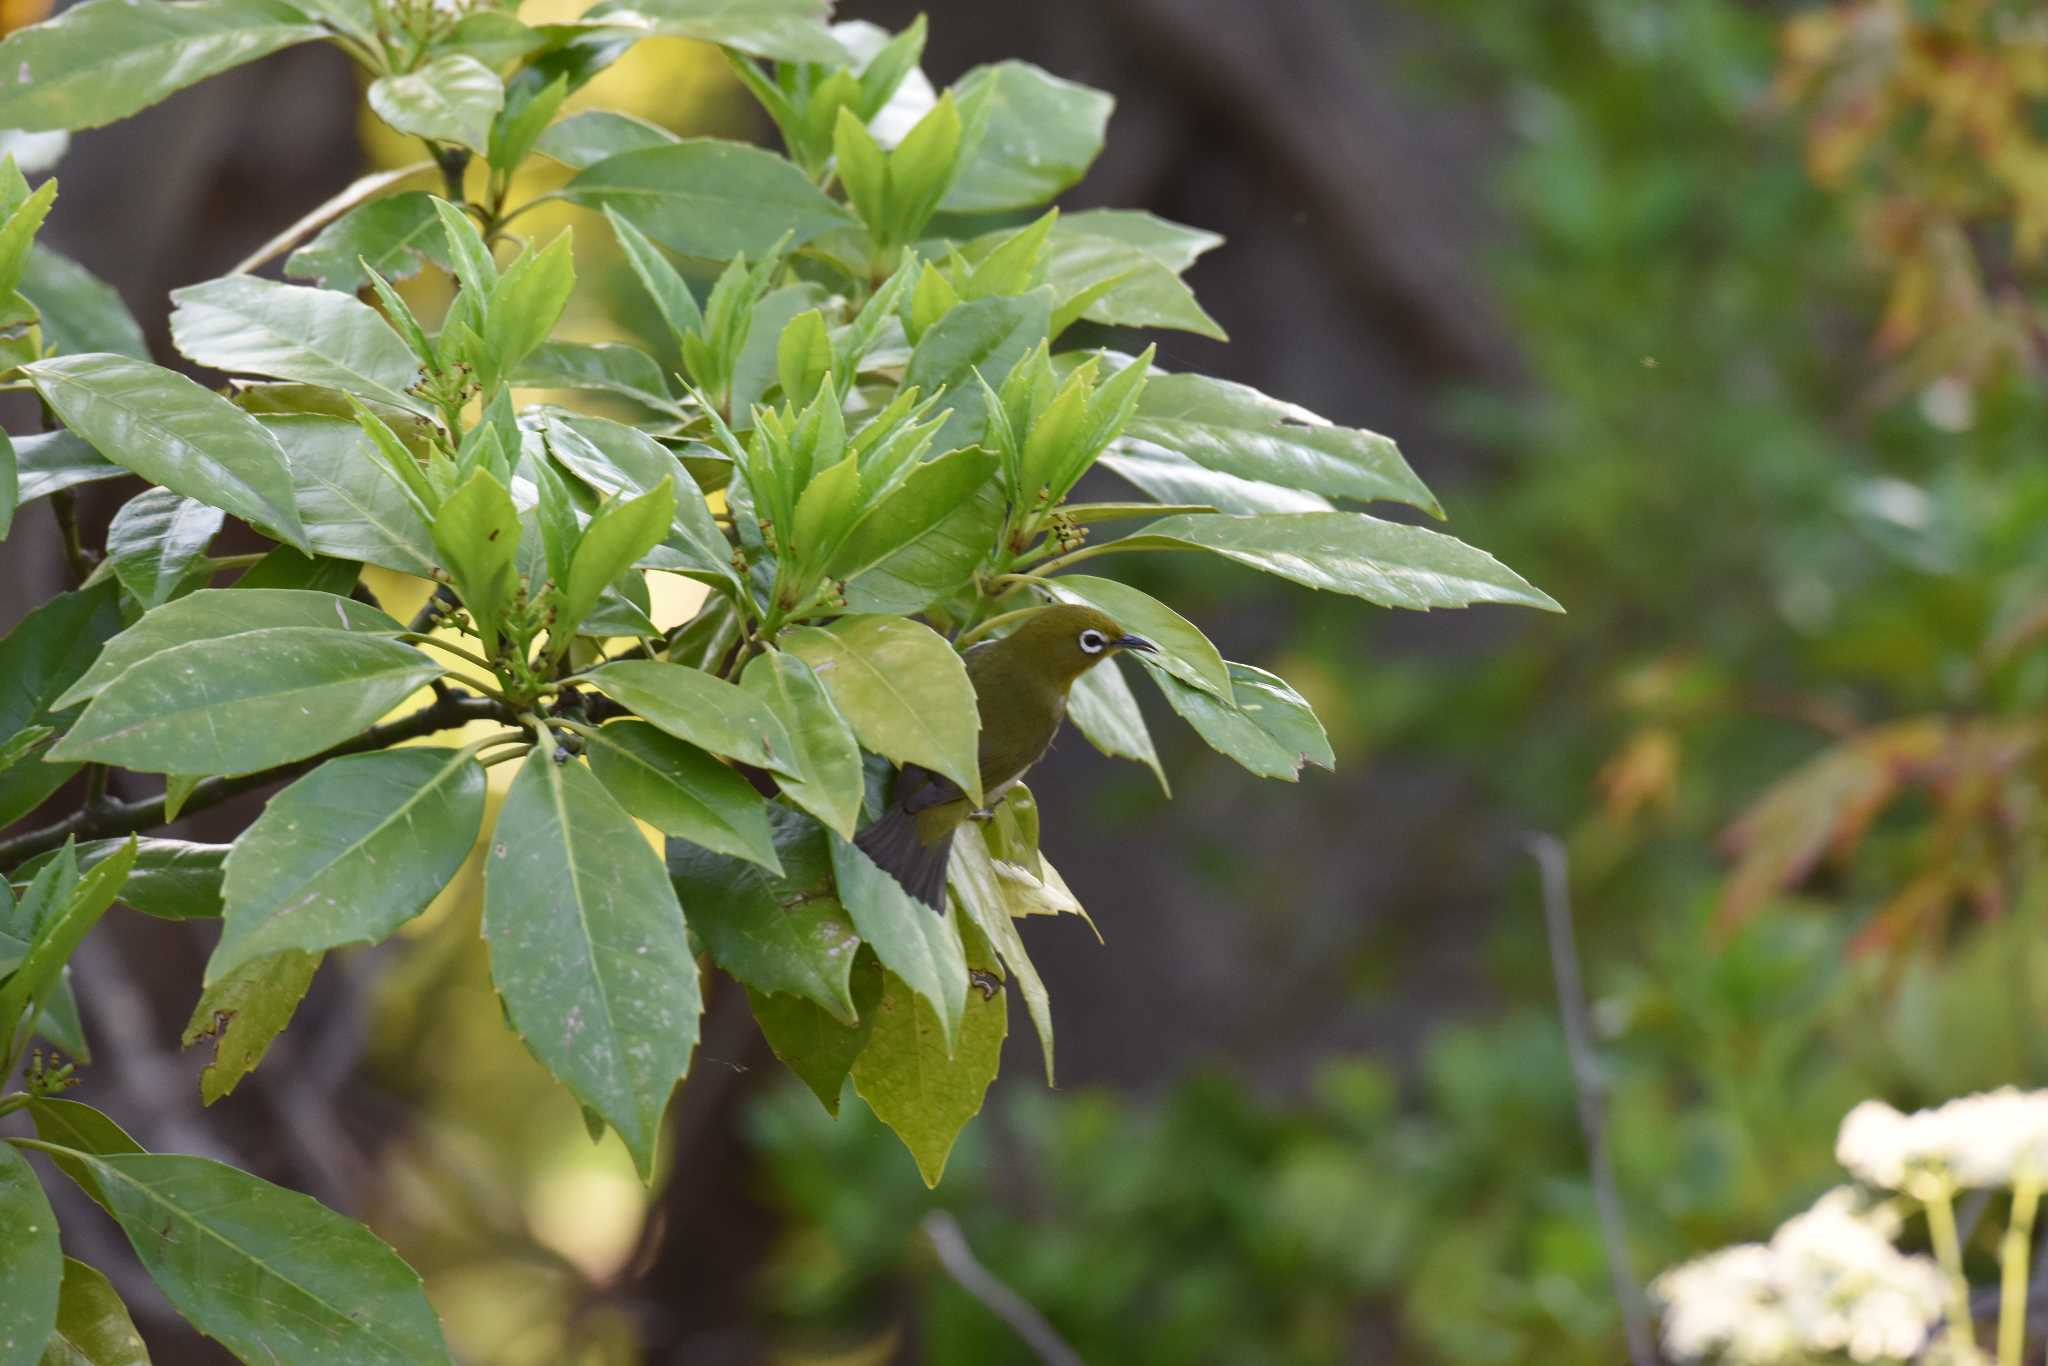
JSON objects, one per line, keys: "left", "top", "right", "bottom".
{"left": 893, "top": 762, "right": 966, "bottom": 815}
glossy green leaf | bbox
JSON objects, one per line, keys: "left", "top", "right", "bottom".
{"left": 561, "top": 140, "right": 852, "bottom": 261}
{"left": 739, "top": 649, "right": 863, "bottom": 839}
{"left": 943, "top": 61, "right": 1112, "bottom": 213}
{"left": 482, "top": 231, "right": 575, "bottom": 391}
{"left": 949, "top": 824, "right": 1054, "bottom": 1083}
{"left": 0, "top": 725, "right": 52, "bottom": 778}
{"left": 0, "top": 583, "right": 122, "bottom": 829}
{"left": 1156, "top": 661, "right": 1335, "bottom": 781}
{"left": 20, "top": 246, "right": 148, "bottom": 360}
{"left": 0, "top": 0, "right": 323, "bottom": 133}
{"left": 903, "top": 289, "right": 1052, "bottom": 451}
{"left": 511, "top": 341, "right": 677, "bottom": 414}
{"left": 38, "top": 1257, "right": 149, "bottom": 1366}
{"left": 828, "top": 445, "right": 997, "bottom": 582}
{"left": 169, "top": 276, "right": 428, "bottom": 415}
{"left": 1124, "top": 373, "right": 1438, "bottom": 513}
{"left": 1066, "top": 655, "right": 1169, "bottom": 794}
{"left": 484, "top": 749, "right": 700, "bottom": 1179}
{"left": 23, "top": 354, "right": 309, "bottom": 551}
{"left": 579, "top": 0, "right": 842, "bottom": 63}
{"left": 1097, "top": 443, "right": 1332, "bottom": 516}
{"left": 56, "top": 587, "right": 398, "bottom": 711}
{"left": 585, "top": 719, "right": 780, "bottom": 871}
{"left": 29, "top": 1146, "right": 454, "bottom": 1364}
{"left": 542, "top": 411, "right": 736, "bottom": 588}
{"left": 667, "top": 803, "right": 862, "bottom": 1019}
{"left": 283, "top": 191, "right": 450, "bottom": 294}
{"left": 11, "top": 839, "right": 226, "bottom": 921}
{"left": 488, "top": 72, "right": 567, "bottom": 175}
{"left": 782, "top": 615, "right": 983, "bottom": 805}
{"left": 850, "top": 948, "right": 1005, "bottom": 1188}
{"left": 232, "top": 545, "right": 362, "bottom": 596}
{"left": 1107, "top": 511, "right": 1562, "bottom": 612}
{"left": 0, "top": 1142, "right": 60, "bottom": 1366}
{"left": 104, "top": 489, "right": 222, "bottom": 610}
{"left": 368, "top": 54, "right": 504, "bottom": 154}
{"left": 539, "top": 111, "right": 679, "bottom": 169}
{"left": 843, "top": 478, "right": 1004, "bottom": 614}
{"left": 24, "top": 1101, "right": 142, "bottom": 1210}
{"left": 429, "top": 469, "right": 521, "bottom": 654}
{"left": 264, "top": 414, "right": 439, "bottom": 578}
{"left": 829, "top": 834, "right": 969, "bottom": 1055}
{"left": 1043, "top": 572, "right": 1230, "bottom": 698}
{"left": 582, "top": 660, "right": 796, "bottom": 774}
{"left": 50, "top": 629, "right": 441, "bottom": 776}
{"left": 603, "top": 204, "right": 702, "bottom": 343}
{"left": 557, "top": 480, "right": 674, "bottom": 637}
{"left": 12, "top": 431, "right": 122, "bottom": 508}
{"left": 209, "top": 748, "right": 486, "bottom": 982}
{"left": 747, "top": 949, "right": 883, "bottom": 1115}
{"left": 180, "top": 948, "right": 319, "bottom": 1103}
{"left": 0, "top": 840, "right": 135, "bottom": 1056}
{"left": 1057, "top": 208, "right": 1222, "bottom": 271}
{"left": 1044, "top": 231, "right": 1224, "bottom": 339}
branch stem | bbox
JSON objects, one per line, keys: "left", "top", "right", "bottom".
{"left": 2001, "top": 1169, "right": 2039, "bottom": 1366}
{"left": 921, "top": 1211, "right": 1083, "bottom": 1366}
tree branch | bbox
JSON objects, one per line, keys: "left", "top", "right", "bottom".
{"left": 0, "top": 690, "right": 513, "bottom": 870}
{"left": 1523, "top": 833, "right": 1659, "bottom": 1366}
{"left": 921, "top": 1210, "right": 1084, "bottom": 1366}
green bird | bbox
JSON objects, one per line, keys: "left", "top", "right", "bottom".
{"left": 855, "top": 603, "right": 1156, "bottom": 910}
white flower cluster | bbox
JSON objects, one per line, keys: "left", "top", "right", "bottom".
{"left": 1653, "top": 1189, "right": 1951, "bottom": 1365}
{"left": 1837, "top": 1087, "right": 2048, "bottom": 1193}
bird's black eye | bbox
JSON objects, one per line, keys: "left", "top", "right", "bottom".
{"left": 1078, "top": 629, "right": 1107, "bottom": 654}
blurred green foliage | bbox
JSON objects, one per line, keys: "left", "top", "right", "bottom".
{"left": 742, "top": 0, "right": 2048, "bottom": 1359}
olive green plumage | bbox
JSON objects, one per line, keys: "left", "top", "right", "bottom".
{"left": 854, "top": 603, "right": 1155, "bottom": 909}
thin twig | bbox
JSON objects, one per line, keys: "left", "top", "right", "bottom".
{"left": 0, "top": 691, "right": 511, "bottom": 869}
{"left": 921, "top": 1210, "right": 1084, "bottom": 1366}
{"left": 49, "top": 489, "right": 96, "bottom": 584}
{"left": 1523, "top": 833, "right": 1659, "bottom": 1366}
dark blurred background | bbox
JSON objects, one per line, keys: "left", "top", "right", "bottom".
{"left": 12, "top": 0, "right": 2048, "bottom": 1361}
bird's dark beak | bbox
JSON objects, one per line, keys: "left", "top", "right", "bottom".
{"left": 1112, "top": 634, "right": 1157, "bottom": 654}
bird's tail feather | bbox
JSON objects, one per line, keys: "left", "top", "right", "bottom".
{"left": 854, "top": 806, "right": 953, "bottom": 913}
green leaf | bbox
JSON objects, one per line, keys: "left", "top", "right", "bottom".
{"left": 22, "top": 354, "right": 309, "bottom": 552}
{"left": 283, "top": 192, "right": 451, "bottom": 294}
{"left": 578, "top": 0, "right": 842, "bottom": 63}
{"left": 943, "top": 61, "right": 1112, "bottom": 213}
{"left": 1043, "top": 231, "right": 1224, "bottom": 339}
{"left": 539, "top": 111, "right": 679, "bottom": 169}
{"left": 209, "top": 748, "right": 485, "bottom": 982}
{"left": 512, "top": 341, "right": 677, "bottom": 414}
{"left": 0, "top": 175, "right": 55, "bottom": 302}
{"left": 902, "top": 289, "right": 1052, "bottom": 452}
{"left": 368, "top": 54, "right": 505, "bottom": 154}
{"left": 179, "top": 947, "right": 319, "bottom": 1103}
{"left": 0, "top": 429, "right": 13, "bottom": 542}
{"left": 11, "top": 839, "right": 226, "bottom": 921}
{"left": 0, "top": 839, "right": 136, "bottom": 1057}
{"left": 168, "top": 276, "right": 428, "bottom": 416}
{"left": 0, "top": 582, "right": 122, "bottom": 829}
{"left": 23, "top": 1099, "right": 141, "bottom": 1208}
{"left": 557, "top": 479, "right": 674, "bottom": 637}
{"left": 828, "top": 445, "right": 997, "bottom": 582}
{"left": 0, "top": 726, "right": 52, "bottom": 778}
{"left": 603, "top": 205, "right": 702, "bottom": 343}
{"left": 0, "top": 0, "right": 323, "bottom": 133}
{"left": 1057, "top": 208, "right": 1222, "bottom": 271}
{"left": 0, "top": 1141, "right": 60, "bottom": 1366}
{"left": 1097, "top": 442, "right": 1331, "bottom": 516}
{"left": 55, "top": 587, "right": 398, "bottom": 711}
{"left": 1066, "top": 656, "right": 1169, "bottom": 795}
{"left": 1108, "top": 511, "right": 1562, "bottom": 612}
{"left": 483, "top": 231, "right": 575, "bottom": 390}
{"left": 782, "top": 615, "right": 983, "bottom": 805}
{"left": 1155, "top": 661, "right": 1334, "bottom": 781}
{"left": 233, "top": 545, "right": 362, "bottom": 596}
{"left": 843, "top": 478, "right": 1004, "bottom": 614}
{"left": 584, "top": 719, "right": 780, "bottom": 871}
{"left": 949, "top": 824, "right": 1054, "bottom": 1083}
{"left": 1124, "top": 373, "right": 1438, "bottom": 513}
{"left": 20, "top": 246, "right": 148, "bottom": 361}
{"left": 561, "top": 140, "right": 852, "bottom": 261}
{"left": 38, "top": 1257, "right": 149, "bottom": 1366}
{"left": 265, "top": 414, "right": 439, "bottom": 578}
{"left": 488, "top": 72, "right": 567, "bottom": 175}
{"left": 27, "top": 1146, "right": 454, "bottom": 1364}
{"left": 830, "top": 835, "right": 968, "bottom": 1054}
{"left": 484, "top": 749, "right": 701, "bottom": 1179}
{"left": 739, "top": 649, "right": 863, "bottom": 839}
{"left": 428, "top": 469, "right": 522, "bottom": 654}
{"left": 850, "top": 950, "right": 1005, "bottom": 1188}
{"left": 12, "top": 431, "right": 122, "bottom": 508}
{"left": 666, "top": 803, "right": 861, "bottom": 1019}
{"left": 541, "top": 411, "right": 736, "bottom": 589}
{"left": 582, "top": 660, "right": 797, "bottom": 774}
{"left": 104, "top": 489, "right": 222, "bottom": 610}
{"left": 747, "top": 950, "right": 882, "bottom": 1115}
{"left": 49, "top": 629, "right": 441, "bottom": 776}
{"left": 1043, "top": 572, "right": 1229, "bottom": 699}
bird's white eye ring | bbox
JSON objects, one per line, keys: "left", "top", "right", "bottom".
{"left": 1078, "top": 629, "right": 1107, "bottom": 654}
